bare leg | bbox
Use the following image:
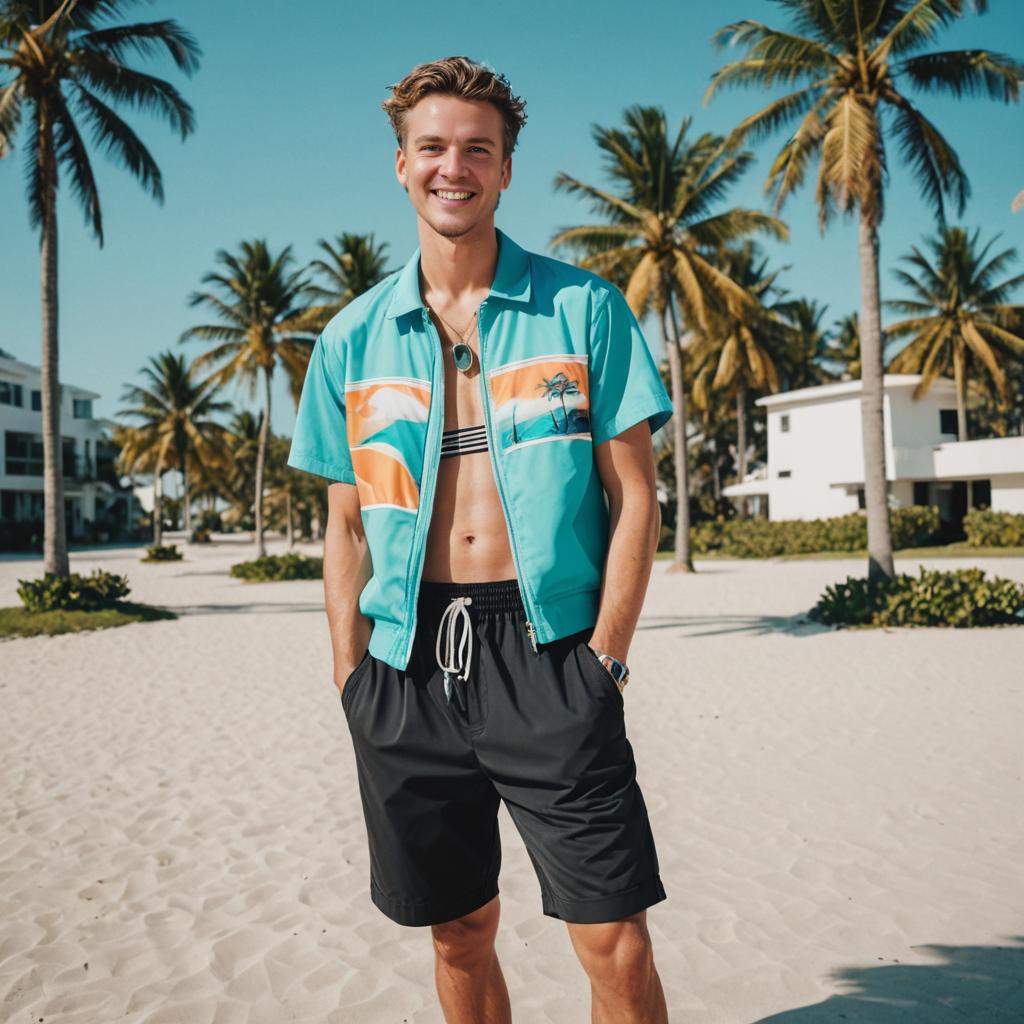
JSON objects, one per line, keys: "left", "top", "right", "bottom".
{"left": 431, "top": 895, "right": 511, "bottom": 1024}
{"left": 566, "top": 910, "right": 668, "bottom": 1024}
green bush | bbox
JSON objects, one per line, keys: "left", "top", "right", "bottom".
{"left": 963, "top": 508, "right": 1024, "bottom": 548}
{"left": 230, "top": 552, "right": 323, "bottom": 582}
{"left": 190, "top": 528, "right": 212, "bottom": 544}
{"left": 809, "top": 566, "right": 1024, "bottom": 628}
{"left": 17, "top": 569, "right": 131, "bottom": 613}
{"left": 143, "top": 543, "right": 182, "bottom": 562}
{"left": 684, "top": 506, "right": 941, "bottom": 558}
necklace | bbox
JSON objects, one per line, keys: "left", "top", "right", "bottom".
{"left": 428, "top": 306, "right": 478, "bottom": 373}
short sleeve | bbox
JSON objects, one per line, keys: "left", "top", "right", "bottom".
{"left": 588, "top": 286, "right": 674, "bottom": 445}
{"left": 287, "top": 335, "right": 356, "bottom": 484}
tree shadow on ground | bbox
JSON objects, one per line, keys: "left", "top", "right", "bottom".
{"left": 752, "top": 937, "right": 1024, "bottom": 1022}
{"left": 638, "top": 613, "right": 833, "bottom": 638}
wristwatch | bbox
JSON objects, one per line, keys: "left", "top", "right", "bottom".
{"left": 589, "top": 648, "right": 630, "bottom": 692}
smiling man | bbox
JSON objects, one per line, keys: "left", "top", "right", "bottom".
{"left": 289, "top": 56, "right": 672, "bottom": 1023}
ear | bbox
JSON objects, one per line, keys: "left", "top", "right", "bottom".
{"left": 501, "top": 154, "right": 512, "bottom": 191}
{"left": 395, "top": 145, "right": 407, "bottom": 188}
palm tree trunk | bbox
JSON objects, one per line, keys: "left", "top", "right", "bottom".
{"left": 735, "top": 383, "right": 748, "bottom": 519}
{"left": 663, "top": 288, "right": 694, "bottom": 574}
{"left": 40, "top": 154, "right": 69, "bottom": 577}
{"left": 183, "top": 469, "right": 192, "bottom": 536}
{"left": 711, "top": 436, "right": 721, "bottom": 501}
{"left": 153, "top": 465, "right": 163, "bottom": 546}
{"left": 254, "top": 367, "right": 272, "bottom": 557}
{"left": 857, "top": 210, "right": 895, "bottom": 582}
{"left": 953, "top": 344, "right": 968, "bottom": 443}
{"left": 286, "top": 490, "right": 294, "bottom": 548}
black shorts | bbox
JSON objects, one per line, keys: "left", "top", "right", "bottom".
{"left": 338, "top": 578, "right": 666, "bottom": 927}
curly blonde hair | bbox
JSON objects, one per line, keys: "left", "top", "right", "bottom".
{"left": 382, "top": 56, "right": 527, "bottom": 158}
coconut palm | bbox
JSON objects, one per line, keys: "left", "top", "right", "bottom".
{"left": 884, "top": 226, "right": 1024, "bottom": 441}
{"left": 538, "top": 372, "right": 581, "bottom": 432}
{"left": 690, "top": 243, "right": 788, "bottom": 515}
{"left": 297, "top": 232, "right": 391, "bottom": 333}
{"left": 550, "top": 105, "right": 787, "bottom": 572}
{"left": 118, "top": 352, "right": 233, "bottom": 539}
{"left": 706, "top": 0, "right": 1022, "bottom": 580}
{"left": 182, "top": 240, "right": 312, "bottom": 556}
{"left": 824, "top": 313, "right": 863, "bottom": 380}
{"left": 776, "top": 297, "right": 838, "bottom": 390}
{"left": 0, "top": 0, "right": 199, "bottom": 574}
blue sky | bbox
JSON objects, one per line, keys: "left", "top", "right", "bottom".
{"left": 2, "top": 0, "right": 1022, "bottom": 434}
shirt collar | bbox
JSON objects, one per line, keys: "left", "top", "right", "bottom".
{"left": 384, "top": 227, "right": 532, "bottom": 320}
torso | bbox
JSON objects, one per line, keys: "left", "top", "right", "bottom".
{"left": 421, "top": 309, "right": 517, "bottom": 583}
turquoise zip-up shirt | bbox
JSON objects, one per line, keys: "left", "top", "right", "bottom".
{"left": 288, "top": 229, "right": 673, "bottom": 671}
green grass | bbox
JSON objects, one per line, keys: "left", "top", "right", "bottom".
{"left": 0, "top": 602, "right": 177, "bottom": 638}
{"left": 656, "top": 544, "right": 1024, "bottom": 562}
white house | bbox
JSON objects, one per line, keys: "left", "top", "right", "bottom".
{"left": 0, "top": 348, "right": 137, "bottom": 541}
{"left": 723, "top": 374, "right": 1024, "bottom": 526}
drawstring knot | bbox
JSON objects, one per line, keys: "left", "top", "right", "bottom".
{"left": 435, "top": 596, "right": 474, "bottom": 707}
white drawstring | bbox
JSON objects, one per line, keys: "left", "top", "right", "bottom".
{"left": 435, "top": 596, "right": 474, "bottom": 704}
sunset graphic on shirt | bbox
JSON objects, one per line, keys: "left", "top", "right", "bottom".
{"left": 346, "top": 377, "right": 431, "bottom": 510}
{"left": 488, "top": 354, "right": 591, "bottom": 451}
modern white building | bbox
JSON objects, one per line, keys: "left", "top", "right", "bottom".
{"left": 723, "top": 374, "right": 1024, "bottom": 527}
{"left": 0, "top": 348, "right": 137, "bottom": 544}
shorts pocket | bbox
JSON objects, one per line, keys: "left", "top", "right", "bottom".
{"left": 340, "top": 649, "right": 373, "bottom": 714}
{"left": 578, "top": 640, "right": 624, "bottom": 702}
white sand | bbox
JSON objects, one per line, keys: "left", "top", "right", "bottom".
{"left": 2, "top": 539, "right": 1023, "bottom": 1023}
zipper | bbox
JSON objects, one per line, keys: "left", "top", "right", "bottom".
{"left": 476, "top": 301, "right": 539, "bottom": 652}
{"left": 402, "top": 309, "right": 446, "bottom": 667}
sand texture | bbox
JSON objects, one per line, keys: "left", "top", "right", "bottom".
{"left": 1, "top": 539, "right": 1023, "bottom": 1022}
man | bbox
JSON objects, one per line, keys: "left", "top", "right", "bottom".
{"left": 289, "top": 56, "right": 672, "bottom": 1023}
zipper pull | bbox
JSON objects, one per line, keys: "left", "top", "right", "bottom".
{"left": 525, "top": 621, "right": 537, "bottom": 652}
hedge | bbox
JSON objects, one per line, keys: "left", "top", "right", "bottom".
{"left": 963, "top": 508, "right": 1024, "bottom": 548}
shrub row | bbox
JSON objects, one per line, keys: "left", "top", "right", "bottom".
{"left": 686, "top": 506, "right": 941, "bottom": 558}
{"left": 963, "top": 508, "right": 1024, "bottom": 548}
{"left": 809, "top": 566, "right": 1024, "bottom": 628}
{"left": 17, "top": 570, "right": 131, "bottom": 612}
{"left": 230, "top": 553, "right": 323, "bottom": 582}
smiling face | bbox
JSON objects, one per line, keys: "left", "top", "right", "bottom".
{"left": 395, "top": 94, "right": 512, "bottom": 241}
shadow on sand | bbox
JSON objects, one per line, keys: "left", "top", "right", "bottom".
{"left": 752, "top": 937, "right": 1024, "bottom": 1023}
{"left": 638, "top": 613, "right": 832, "bottom": 639}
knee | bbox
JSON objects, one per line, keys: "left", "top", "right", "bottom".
{"left": 431, "top": 896, "right": 500, "bottom": 969}
{"left": 571, "top": 915, "right": 656, "bottom": 998}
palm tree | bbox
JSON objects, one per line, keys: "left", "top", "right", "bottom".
{"left": 885, "top": 226, "right": 1024, "bottom": 441}
{"left": 550, "top": 105, "right": 787, "bottom": 572}
{"left": 538, "top": 372, "right": 581, "bottom": 432}
{"left": 0, "top": 0, "right": 199, "bottom": 574}
{"left": 297, "top": 232, "right": 391, "bottom": 332}
{"left": 776, "top": 297, "right": 838, "bottom": 391}
{"left": 118, "top": 352, "right": 233, "bottom": 539}
{"left": 824, "top": 313, "right": 863, "bottom": 380}
{"left": 690, "top": 242, "right": 787, "bottom": 514}
{"left": 182, "top": 241, "right": 311, "bottom": 556}
{"left": 706, "top": 0, "right": 1022, "bottom": 581}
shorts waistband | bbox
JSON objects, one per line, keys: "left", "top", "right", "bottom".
{"left": 417, "top": 578, "right": 524, "bottom": 616}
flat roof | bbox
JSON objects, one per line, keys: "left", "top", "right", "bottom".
{"left": 756, "top": 374, "right": 956, "bottom": 409}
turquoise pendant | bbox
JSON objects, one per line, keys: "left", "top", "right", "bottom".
{"left": 453, "top": 343, "right": 474, "bottom": 372}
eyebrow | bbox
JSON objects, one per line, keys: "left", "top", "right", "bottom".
{"left": 413, "top": 135, "right": 497, "bottom": 147}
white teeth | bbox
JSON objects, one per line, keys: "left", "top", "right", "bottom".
{"left": 436, "top": 190, "right": 473, "bottom": 200}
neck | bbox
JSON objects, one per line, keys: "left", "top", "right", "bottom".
{"left": 417, "top": 220, "right": 499, "bottom": 305}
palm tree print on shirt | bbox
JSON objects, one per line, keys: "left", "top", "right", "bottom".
{"left": 489, "top": 355, "right": 591, "bottom": 450}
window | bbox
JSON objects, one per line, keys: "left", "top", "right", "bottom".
{"left": 5, "top": 431, "right": 43, "bottom": 475}
{"left": 777, "top": 469, "right": 792, "bottom": 478}
{"left": 780, "top": 414, "right": 790, "bottom": 433}
{"left": 0, "top": 381, "right": 24, "bottom": 407}
{"left": 857, "top": 488, "right": 865, "bottom": 509}
{"left": 913, "top": 481, "right": 929, "bottom": 506}
{"left": 31, "top": 390, "right": 41, "bottom": 411}
{"left": 972, "top": 479, "right": 991, "bottom": 509}
{"left": 940, "top": 409, "right": 958, "bottom": 435}
{"left": 73, "top": 398, "right": 93, "bottom": 419}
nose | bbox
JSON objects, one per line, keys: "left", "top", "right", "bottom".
{"left": 440, "top": 146, "right": 466, "bottom": 180}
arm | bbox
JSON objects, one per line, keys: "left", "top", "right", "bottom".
{"left": 324, "top": 480, "right": 373, "bottom": 693}
{"left": 588, "top": 419, "right": 661, "bottom": 665}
